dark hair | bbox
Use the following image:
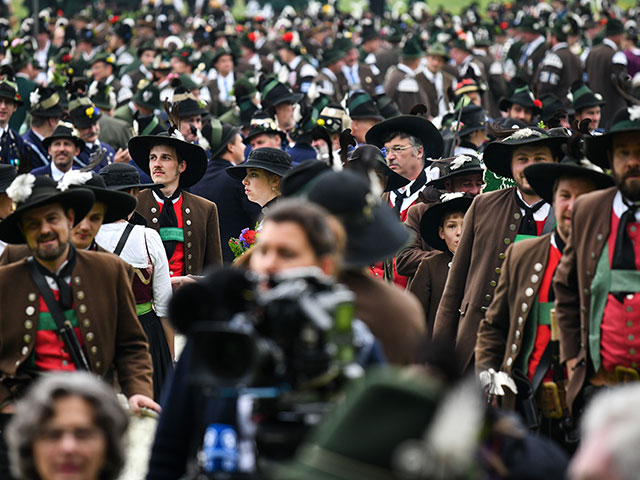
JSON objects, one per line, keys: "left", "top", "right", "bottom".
{"left": 439, "top": 209, "right": 465, "bottom": 228}
{"left": 30, "top": 114, "right": 59, "bottom": 128}
{"left": 263, "top": 199, "right": 345, "bottom": 261}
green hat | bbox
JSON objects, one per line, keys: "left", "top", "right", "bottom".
{"left": 517, "top": 16, "right": 545, "bottom": 34}
{"left": 212, "top": 47, "right": 234, "bottom": 65}
{"left": 89, "top": 81, "right": 116, "bottom": 111}
{"left": 28, "top": 85, "right": 64, "bottom": 117}
{"left": 499, "top": 84, "right": 543, "bottom": 115}
{"left": 569, "top": 81, "right": 605, "bottom": 113}
{"left": 202, "top": 119, "right": 240, "bottom": 159}
{"left": 0, "top": 70, "right": 22, "bottom": 105}
{"left": 426, "top": 42, "right": 450, "bottom": 60}
{"left": 132, "top": 80, "right": 161, "bottom": 111}
{"left": 605, "top": 17, "right": 624, "bottom": 37}
{"left": 89, "top": 52, "right": 117, "bottom": 68}
{"left": 346, "top": 91, "right": 383, "bottom": 121}
{"left": 585, "top": 106, "right": 640, "bottom": 169}
{"left": 550, "top": 17, "right": 578, "bottom": 41}
{"left": 171, "top": 46, "right": 194, "bottom": 62}
{"left": 334, "top": 36, "right": 355, "bottom": 52}
{"left": 427, "top": 153, "right": 485, "bottom": 190}
{"left": 321, "top": 48, "right": 345, "bottom": 68}
{"left": 401, "top": 36, "right": 424, "bottom": 59}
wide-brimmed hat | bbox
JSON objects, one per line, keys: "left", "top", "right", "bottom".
{"left": 172, "top": 86, "right": 208, "bottom": 118}
{"left": 129, "top": 132, "right": 208, "bottom": 188}
{"left": 346, "top": 91, "right": 383, "bottom": 121}
{"left": 584, "top": 106, "right": 640, "bottom": 169}
{"left": 0, "top": 174, "right": 95, "bottom": 244}
{"left": 226, "top": 147, "right": 293, "bottom": 180}
{"left": 28, "top": 85, "right": 64, "bottom": 117}
{"left": 99, "top": 162, "right": 159, "bottom": 190}
{"left": 68, "top": 95, "right": 101, "bottom": 129}
{"left": 426, "top": 153, "right": 485, "bottom": 189}
{"left": 0, "top": 164, "right": 17, "bottom": 193}
{"left": 318, "top": 105, "right": 351, "bottom": 134}
{"left": 243, "top": 110, "right": 287, "bottom": 145}
{"left": 88, "top": 81, "right": 116, "bottom": 111}
{"left": 524, "top": 157, "right": 614, "bottom": 204}
{"left": 401, "top": 36, "right": 425, "bottom": 58}
{"left": 540, "top": 93, "right": 570, "bottom": 124}
{"left": 569, "top": 81, "right": 605, "bottom": 113}
{"left": 426, "top": 42, "right": 450, "bottom": 60}
{"left": 420, "top": 192, "right": 474, "bottom": 251}
{"left": 346, "top": 144, "right": 410, "bottom": 192}
{"left": 442, "top": 104, "right": 486, "bottom": 137}
{"left": 320, "top": 48, "right": 345, "bottom": 68}
{"left": 306, "top": 170, "right": 410, "bottom": 268}
{"left": 605, "top": 17, "right": 625, "bottom": 36}
{"left": 281, "top": 161, "right": 332, "bottom": 197}
{"left": 517, "top": 16, "right": 545, "bottom": 34}
{"left": 59, "top": 171, "right": 138, "bottom": 223}
{"left": 203, "top": 119, "right": 240, "bottom": 159}
{"left": 499, "top": 84, "right": 543, "bottom": 115}
{"left": 0, "top": 71, "right": 23, "bottom": 105}
{"left": 43, "top": 122, "right": 85, "bottom": 151}
{"left": 89, "top": 51, "right": 117, "bottom": 68}
{"left": 483, "top": 127, "right": 568, "bottom": 178}
{"left": 365, "top": 114, "right": 444, "bottom": 160}
{"left": 261, "top": 78, "right": 303, "bottom": 107}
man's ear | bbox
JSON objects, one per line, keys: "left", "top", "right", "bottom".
{"left": 178, "top": 160, "right": 187, "bottom": 173}
{"left": 438, "top": 226, "right": 445, "bottom": 240}
{"left": 66, "top": 208, "right": 76, "bottom": 226}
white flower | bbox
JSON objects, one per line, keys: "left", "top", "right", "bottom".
{"left": 450, "top": 154, "right": 474, "bottom": 170}
{"left": 578, "top": 158, "right": 605, "bottom": 173}
{"left": 566, "top": 92, "right": 573, "bottom": 103}
{"left": 132, "top": 118, "right": 140, "bottom": 136}
{"left": 440, "top": 192, "right": 465, "bottom": 202}
{"left": 57, "top": 171, "right": 92, "bottom": 192}
{"left": 478, "top": 368, "right": 518, "bottom": 396}
{"left": 505, "top": 127, "right": 543, "bottom": 141}
{"left": 88, "top": 81, "right": 99, "bottom": 99}
{"left": 7, "top": 174, "right": 36, "bottom": 203}
{"left": 29, "top": 89, "right": 41, "bottom": 108}
{"left": 628, "top": 105, "right": 640, "bottom": 122}
{"left": 169, "top": 127, "right": 185, "bottom": 142}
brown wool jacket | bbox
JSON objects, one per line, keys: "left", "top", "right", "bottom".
{"left": 408, "top": 251, "right": 451, "bottom": 338}
{"left": 137, "top": 189, "right": 223, "bottom": 275}
{"left": 0, "top": 250, "right": 153, "bottom": 404}
{"left": 475, "top": 234, "right": 552, "bottom": 409}
{"left": 432, "top": 187, "right": 554, "bottom": 372}
{"left": 554, "top": 187, "right": 618, "bottom": 411}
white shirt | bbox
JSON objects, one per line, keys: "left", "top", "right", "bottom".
{"left": 613, "top": 191, "right": 640, "bottom": 222}
{"left": 516, "top": 189, "right": 551, "bottom": 221}
{"left": 96, "top": 223, "right": 172, "bottom": 317}
{"left": 216, "top": 72, "right": 235, "bottom": 102}
{"left": 50, "top": 162, "right": 69, "bottom": 181}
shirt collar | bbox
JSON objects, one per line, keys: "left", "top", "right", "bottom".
{"left": 614, "top": 190, "right": 640, "bottom": 222}
{"left": 603, "top": 38, "right": 618, "bottom": 50}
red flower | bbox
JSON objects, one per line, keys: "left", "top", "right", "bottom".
{"left": 533, "top": 99, "right": 542, "bottom": 108}
{"left": 600, "top": 18, "right": 608, "bottom": 25}
{"left": 110, "top": 15, "right": 120, "bottom": 24}
{"left": 62, "top": 54, "right": 71, "bottom": 63}
{"left": 243, "top": 230, "right": 257, "bottom": 245}
{"left": 181, "top": 51, "right": 189, "bottom": 57}
{"left": 236, "top": 25, "right": 243, "bottom": 33}
{"left": 15, "top": 94, "right": 20, "bottom": 100}
{"left": 282, "top": 31, "right": 294, "bottom": 43}
{"left": 56, "top": 9, "right": 64, "bottom": 16}
{"left": 248, "top": 32, "right": 256, "bottom": 43}
{"left": 500, "top": 21, "right": 508, "bottom": 30}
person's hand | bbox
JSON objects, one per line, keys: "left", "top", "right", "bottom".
{"left": 128, "top": 394, "right": 161, "bottom": 414}
{"left": 171, "top": 275, "right": 197, "bottom": 291}
{"left": 114, "top": 148, "right": 131, "bottom": 164}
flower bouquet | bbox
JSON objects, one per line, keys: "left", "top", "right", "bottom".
{"left": 229, "top": 226, "right": 258, "bottom": 258}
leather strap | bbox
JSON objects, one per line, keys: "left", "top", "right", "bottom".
{"left": 531, "top": 342, "right": 553, "bottom": 393}
{"left": 26, "top": 258, "right": 90, "bottom": 371}
{"left": 113, "top": 223, "right": 135, "bottom": 256}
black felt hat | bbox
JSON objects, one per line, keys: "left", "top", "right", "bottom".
{"left": 0, "top": 175, "right": 95, "bottom": 244}
{"left": 61, "top": 171, "right": 138, "bottom": 223}
{"left": 261, "top": 78, "right": 303, "bottom": 107}
{"left": 442, "top": 104, "right": 486, "bottom": 137}
{"left": 0, "top": 164, "right": 17, "bottom": 193}
{"left": 172, "top": 86, "right": 208, "bottom": 118}
{"left": 203, "top": 119, "right": 240, "bottom": 159}
{"left": 483, "top": 127, "right": 568, "bottom": 178}
{"left": 129, "top": 132, "right": 208, "bottom": 188}
{"left": 524, "top": 157, "right": 613, "bottom": 204}
{"left": 499, "top": 84, "right": 543, "bottom": 115}
{"left": 426, "top": 153, "right": 485, "bottom": 189}
{"left": 570, "top": 81, "right": 605, "bottom": 113}
{"left": 365, "top": 114, "right": 444, "bottom": 160}
{"left": 28, "top": 85, "right": 64, "bottom": 117}
{"left": 420, "top": 193, "right": 473, "bottom": 252}
{"left": 99, "top": 162, "right": 159, "bottom": 191}
{"left": 346, "top": 144, "right": 410, "bottom": 192}
{"left": 306, "top": 170, "right": 410, "bottom": 268}
{"left": 346, "top": 91, "right": 383, "bottom": 121}
{"left": 43, "top": 123, "right": 85, "bottom": 151}
{"left": 243, "top": 110, "right": 287, "bottom": 145}
{"left": 584, "top": 106, "right": 640, "bottom": 169}
{"left": 0, "top": 71, "right": 23, "bottom": 105}
{"left": 539, "top": 93, "right": 570, "bottom": 123}
{"left": 68, "top": 95, "right": 102, "bottom": 129}
{"left": 281, "top": 161, "right": 331, "bottom": 197}
{"left": 226, "top": 147, "right": 293, "bottom": 180}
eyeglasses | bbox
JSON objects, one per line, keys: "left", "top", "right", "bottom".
{"left": 382, "top": 145, "right": 413, "bottom": 156}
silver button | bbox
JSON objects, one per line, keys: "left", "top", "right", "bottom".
{"left": 185, "top": 208, "right": 191, "bottom": 214}
{"left": 187, "top": 231, "right": 192, "bottom": 237}
{"left": 531, "top": 274, "right": 539, "bottom": 283}
{"left": 73, "top": 276, "right": 81, "bottom": 285}
{"left": 525, "top": 287, "right": 534, "bottom": 297}
{"left": 187, "top": 242, "right": 192, "bottom": 248}
{"left": 90, "top": 346, "right": 98, "bottom": 355}
{"left": 509, "top": 224, "right": 516, "bottom": 231}
{"left": 23, "top": 334, "right": 31, "bottom": 343}
{"left": 490, "top": 280, "right": 497, "bottom": 287}
{"left": 591, "top": 252, "right": 596, "bottom": 259}
{"left": 21, "top": 346, "right": 28, "bottom": 356}
{"left": 522, "top": 303, "right": 528, "bottom": 313}
{"left": 504, "top": 238, "right": 511, "bottom": 245}
{"left": 186, "top": 220, "right": 192, "bottom": 226}
{"left": 187, "top": 254, "right": 192, "bottom": 260}
{"left": 79, "top": 304, "right": 87, "bottom": 314}
{"left": 597, "top": 233, "right": 603, "bottom": 241}
{"left": 96, "top": 361, "right": 102, "bottom": 368}
{"left": 28, "top": 293, "right": 36, "bottom": 302}
{"left": 86, "top": 332, "right": 95, "bottom": 342}
{"left": 627, "top": 294, "right": 635, "bottom": 300}
{"left": 515, "top": 330, "right": 521, "bottom": 339}
{"left": 506, "top": 357, "right": 513, "bottom": 366}
{"left": 152, "top": 218, "right": 158, "bottom": 224}
{"left": 83, "top": 319, "right": 90, "bottom": 327}
{"left": 518, "top": 316, "right": 524, "bottom": 326}
{"left": 151, "top": 207, "right": 157, "bottom": 213}
{"left": 24, "top": 320, "right": 33, "bottom": 329}
{"left": 188, "top": 265, "right": 192, "bottom": 271}
{"left": 514, "top": 213, "right": 521, "bottom": 220}
{"left": 511, "top": 344, "right": 517, "bottom": 353}
{"left": 534, "top": 263, "right": 543, "bottom": 272}
{"left": 25, "top": 306, "right": 35, "bottom": 316}
{"left": 77, "top": 291, "right": 85, "bottom": 300}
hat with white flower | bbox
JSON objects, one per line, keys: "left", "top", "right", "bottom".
{"left": 420, "top": 192, "right": 474, "bottom": 252}
{"left": 0, "top": 174, "right": 95, "bottom": 244}
{"left": 28, "top": 85, "right": 64, "bottom": 117}
{"left": 584, "top": 105, "right": 640, "bottom": 169}
{"left": 68, "top": 94, "right": 102, "bottom": 129}
{"left": 569, "top": 81, "right": 605, "bottom": 113}
{"left": 482, "top": 126, "right": 568, "bottom": 178}
{"left": 426, "top": 154, "right": 485, "bottom": 190}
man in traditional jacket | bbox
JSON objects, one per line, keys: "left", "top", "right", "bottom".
{"left": 433, "top": 127, "right": 567, "bottom": 373}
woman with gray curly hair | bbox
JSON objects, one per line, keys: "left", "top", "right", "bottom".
{"left": 5, "top": 372, "right": 128, "bottom": 480}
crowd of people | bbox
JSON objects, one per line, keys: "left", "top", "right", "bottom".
{"left": 1, "top": 0, "right": 640, "bottom": 478}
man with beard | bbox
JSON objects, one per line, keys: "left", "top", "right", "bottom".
{"left": 554, "top": 106, "right": 640, "bottom": 418}
{"left": 433, "top": 127, "right": 567, "bottom": 373}
{"left": 31, "top": 124, "right": 85, "bottom": 180}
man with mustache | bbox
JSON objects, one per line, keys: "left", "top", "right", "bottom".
{"left": 31, "top": 124, "right": 84, "bottom": 180}
{"left": 0, "top": 174, "right": 157, "bottom": 478}
{"left": 129, "top": 128, "right": 223, "bottom": 286}
{"left": 554, "top": 106, "right": 640, "bottom": 420}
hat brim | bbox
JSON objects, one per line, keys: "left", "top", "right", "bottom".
{"left": 270, "top": 92, "right": 304, "bottom": 106}
{"left": 498, "top": 98, "right": 543, "bottom": 115}
{"left": 0, "top": 188, "right": 95, "bottom": 244}
{"left": 420, "top": 197, "right": 473, "bottom": 251}
{"left": 80, "top": 187, "right": 138, "bottom": 223}
{"left": 427, "top": 166, "right": 485, "bottom": 189}
{"left": 210, "top": 126, "right": 241, "bottom": 159}
{"left": 342, "top": 203, "right": 410, "bottom": 268}
{"left": 524, "top": 163, "right": 614, "bottom": 204}
{"left": 31, "top": 104, "right": 65, "bottom": 118}
{"left": 0, "top": 91, "right": 23, "bottom": 106}
{"left": 365, "top": 115, "right": 444, "bottom": 159}
{"left": 226, "top": 159, "right": 292, "bottom": 180}
{"left": 43, "top": 135, "right": 86, "bottom": 151}
{"left": 243, "top": 129, "right": 287, "bottom": 145}
{"left": 584, "top": 128, "right": 636, "bottom": 170}
{"left": 483, "top": 136, "right": 567, "bottom": 179}
{"left": 105, "top": 182, "right": 161, "bottom": 191}
{"left": 128, "top": 135, "right": 208, "bottom": 188}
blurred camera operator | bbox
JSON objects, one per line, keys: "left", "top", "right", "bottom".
{"left": 147, "top": 199, "right": 383, "bottom": 479}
